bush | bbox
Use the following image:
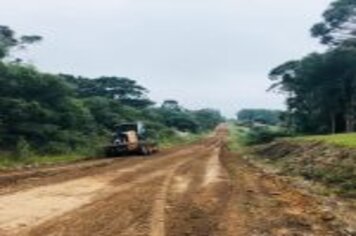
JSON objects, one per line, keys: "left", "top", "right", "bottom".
{"left": 40, "top": 142, "right": 72, "bottom": 155}
{"left": 243, "top": 126, "right": 290, "bottom": 145}
{"left": 14, "top": 137, "right": 33, "bottom": 159}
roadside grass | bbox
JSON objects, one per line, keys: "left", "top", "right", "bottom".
{"left": 228, "top": 123, "right": 356, "bottom": 197}
{"left": 266, "top": 125, "right": 285, "bottom": 132}
{"left": 299, "top": 133, "right": 356, "bottom": 148}
{"left": 0, "top": 153, "right": 87, "bottom": 171}
{"left": 249, "top": 136, "right": 356, "bottom": 198}
{"left": 227, "top": 122, "right": 291, "bottom": 149}
{"left": 0, "top": 132, "right": 207, "bottom": 170}
{"left": 227, "top": 123, "right": 250, "bottom": 151}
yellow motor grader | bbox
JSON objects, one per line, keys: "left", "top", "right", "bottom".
{"left": 104, "top": 122, "right": 158, "bottom": 157}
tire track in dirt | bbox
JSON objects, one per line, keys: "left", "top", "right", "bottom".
{"left": 149, "top": 145, "right": 220, "bottom": 236}
{"left": 23, "top": 144, "right": 217, "bottom": 236}
{"left": 0, "top": 145, "right": 201, "bottom": 196}
{"left": 1, "top": 124, "right": 348, "bottom": 236}
{"left": 164, "top": 145, "right": 231, "bottom": 236}
{"left": 202, "top": 148, "right": 224, "bottom": 186}
{"left": 0, "top": 143, "right": 208, "bottom": 236}
{"left": 0, "top": 168, "right": 168, "bottom": 236}
{"left": 149, "top": 156, "right": 199, "bottom": 236}
{"left": 25, "top": 178, "right": 165, "bottom": 236}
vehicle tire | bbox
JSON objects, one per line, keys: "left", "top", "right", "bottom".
{"left": 140, "top": 145, "right": 149, "bottom": 156}
{"left": 105, "top": 148, "right": 114, "bottom": 157}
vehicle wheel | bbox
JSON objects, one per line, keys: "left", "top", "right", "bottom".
{"left": 140, "top": 145, "right": 149, "bottom": 156}
{"left": 105, "top": 148, "right": 114, "bottom": 157}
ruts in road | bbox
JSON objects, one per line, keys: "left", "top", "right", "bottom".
{"left": 0, "top": 126, "right": 349, "bottom": 236}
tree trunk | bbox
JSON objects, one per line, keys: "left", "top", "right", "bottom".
{"left": 344, "top": 76, "right": 356, "bottom": 133}
{"left": 330, "top": 113, "right": 336, "bottom": 134}
{"left": 345, "top": 111, "right": 353, "bottom": 133}
{"left": 345, "top": 101, "right": 355, "bottom": 133}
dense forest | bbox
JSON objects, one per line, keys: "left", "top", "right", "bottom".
{"left": 269, "top": 0, "right": 356, "bottom": 134}
{"left": 0, "top": 26, "right": 224, "bottom": 158}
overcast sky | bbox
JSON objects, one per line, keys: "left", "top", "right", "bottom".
{"left": 0, "top": 0, "right": 332, "bottom": 117}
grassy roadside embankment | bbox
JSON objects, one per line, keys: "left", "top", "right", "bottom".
{"left": 227, "top": 123, "right": 356, "bottom": 232}
{"left": 299, "top": 132, "right": 356, "bottom": 148}
{"left": 226, "top": 123, "right": 250, "bottom": 151}
{"left": 227, "top": 123, "right": 356, "bottom": 197}
{"left": 0, "top": 153, "right": 87, "bottom": 170}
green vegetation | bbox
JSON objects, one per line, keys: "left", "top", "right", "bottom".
{"left": 0, "top": 26, "right": 224, "bottom": 168}
{"left": 228, "top": 124, "right": 356, "bottom": 197}
{"left": 237, "top": 109, "right": 282, "bottom": 126}
{"left": 228, "top": 123, "right": 290, "bottom": 148}
{"left": 252, "top": 140, "right": 356, "bottom": 197}
{"left": 300, "top": 133, "right": 356, "bottom": 148}
{"left": 0, "top": 153, "right": 85, "bottom": 170}
{"left": 228, "top": 123, "right": 356, "bottom": 198}
{"left": 242, "top": 126, "right": 290, "bottom": 146}
{"left": 311, "top": 0, "right": 356, "bottom": 46}
{"left": 0, "top": 25, "right": 42, "bottom": 60}
{"left": 227, "top": 123, "right": 249, "bottom": 151}
{"left": 228, "top": 0, "right": 356, "bottom": 199}
{"left": 269, "top": 0, "right": 356, "bottom": 135}
{"left": 227, "top": 124, "right": 356, "bottom": 197}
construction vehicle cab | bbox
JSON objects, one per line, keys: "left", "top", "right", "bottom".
{"left": 105, "top": 122, "right": 158, "bottom": 157}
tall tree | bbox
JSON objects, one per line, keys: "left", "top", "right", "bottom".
{"left": 61, "top": 75, "right": 154, "bottom": 108}
{"left": 0, "top": 25, "right": 42, "bottom": 60}
{"left": 269, "top": 0, "right": 356, "bottom": 134}
{"left": 269, "top": 45, "right": 356, "bottom": 134}
{"left": 311, "top": 0, "right": 356, "bottom": 45}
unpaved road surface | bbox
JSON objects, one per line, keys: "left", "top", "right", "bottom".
{"left": 0, "top": 126, "right": 351, "bottom": 236}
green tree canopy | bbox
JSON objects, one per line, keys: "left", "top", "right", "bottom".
{"left": 269, "top": 42, "right": 356, "bottom": 133}
{"left": 61, "top": 74, "right": 154, "bottom": 108}
{"left": 311, "top": 0, "right": 356, "bottom": 45}
{"left": 0, "top": 25, "right": 224, "bottom": 157}
{"left": 0, "top": 25, "right": 42, "bottom": 60}
{"left": 269, "top": 0, "right": 356, "bottom": 134}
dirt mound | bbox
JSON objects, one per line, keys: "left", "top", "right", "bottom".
{"left": 253, "top": 140, "right": 356, "bottom": 197}
{"left": 219, "top": 148, "right": 350, "bottom": 236}
{"left": 251, "top": 140, "right": 356, "bottom": 233}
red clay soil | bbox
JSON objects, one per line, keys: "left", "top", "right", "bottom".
{"left": 0, "top": 126, "right": 352, "bottom": 236}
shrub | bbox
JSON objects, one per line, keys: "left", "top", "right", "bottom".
{"left": 243, "top": 126, "right": 290, "bottom": 145}
{"left": 40, "top": 142, "right": 72, "bottom": 155}
{"left": 14, "top": 137, "right": 33, "bottom": 159}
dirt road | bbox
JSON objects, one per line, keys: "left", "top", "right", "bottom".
{"left": 0, "top": 127, "right": 351, "bottom": 236}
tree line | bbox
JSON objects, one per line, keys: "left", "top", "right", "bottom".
{"left": 237, "top": 109, "right": 282, "bottom": 126}
{"left": 269, "top": 0, "right": 356, "bottom": 134}
{"left": 0, "top": 26, "right": 224, "bottom": 157}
